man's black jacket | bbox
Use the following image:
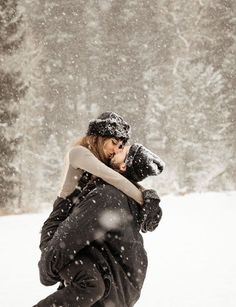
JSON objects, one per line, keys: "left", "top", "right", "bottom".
{"left": 39, "top": 182, "right": 148, "bottom": 306}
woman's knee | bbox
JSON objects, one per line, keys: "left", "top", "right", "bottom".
{"left": 89, "top": 273, "right": 106, "bottom": 301}
{"left": 71, "top": 270, "right": 105, "bottom": 303}
{"left": 60, "top": 258, "right": 106, "bottom": 301}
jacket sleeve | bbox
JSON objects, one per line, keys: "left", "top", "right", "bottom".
{"left": 38, "top": 184, "right": 130, "bottom": 285}
{"left": 69, "top": 146, "right": 143, "bottom": 205}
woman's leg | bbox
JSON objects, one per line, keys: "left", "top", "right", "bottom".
{"left": 34, "top": 256, "right": 105, "bottom": 307}
{"left": 39, "top": 197, "right": 74, "bottom": 251}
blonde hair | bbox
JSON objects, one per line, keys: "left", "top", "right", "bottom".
{"left": 73, "top": 135, "right": 110, "bottom": 164}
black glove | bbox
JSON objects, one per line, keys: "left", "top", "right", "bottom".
{"left": 140, "top": 189, "right": 162, "bottom": 233}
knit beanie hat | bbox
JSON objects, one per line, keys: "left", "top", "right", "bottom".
{"left": 125, "top": 143, "right": 165, "bottom": 182}
{"left": 87, "top": 112, "right": 130, "bottom": 143}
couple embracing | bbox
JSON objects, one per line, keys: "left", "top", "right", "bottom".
{"left": 35, "top": 112, "right": 165, "bottom": 307}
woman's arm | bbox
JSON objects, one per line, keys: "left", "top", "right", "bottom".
{"left": 69, "top": 146, "right": 144, "bottom": 205}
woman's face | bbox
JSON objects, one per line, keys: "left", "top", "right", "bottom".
{"left": 110, "top": 145, "right": 130, "bottom": 172}
{"left": 103, "top": 138, "right": 124, "bottom": 160}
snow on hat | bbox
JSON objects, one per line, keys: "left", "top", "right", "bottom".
{"left": 87, "top": 111, "right": 130, "bottom": 142}
{"left": 125, "top": 143, "right": 165, "bottom": 182}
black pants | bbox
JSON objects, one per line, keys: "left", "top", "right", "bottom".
{"left": 34, "top": 255, "right": 105, "bottom": 307}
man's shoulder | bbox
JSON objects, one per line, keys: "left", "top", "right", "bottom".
{"left": 94, "top": 180, "right": 141, "bottom": 210}
{"left": 95, "top": 180, "right": 141, "bottom": 222}
{"left": 93, "top": 180, "right": 127, "bottom": 197}
{"left": 79, "top": 181, "right": 133, "bottom": 213}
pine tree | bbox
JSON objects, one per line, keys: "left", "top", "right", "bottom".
{"left": 0, "top": 72, "right": 21, "bottom": 208}
{"left": 38, "top": 135, "right": 63, "bottom": 201}
{"left": 144, "top": 0, "right": 235, "bottom": 193}
{"left": 0, "top": 0, "right": 27, "bottom": 210}
{"left": 25, "top": 0, "right": 95, "bottom": 147}
{"left": 0, "top": 0, "right": 25, "bottom": 54}
{"left": 0, "top": 0, "right": 27, "bottom": 209}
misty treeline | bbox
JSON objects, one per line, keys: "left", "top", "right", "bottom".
{"left": 0, "top": 0, "right": 235, "bottom": 213}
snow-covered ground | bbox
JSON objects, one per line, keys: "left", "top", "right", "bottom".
{"left": 0, "top": 192, "right": 235, "bottom": 307}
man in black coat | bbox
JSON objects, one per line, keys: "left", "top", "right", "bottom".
{"left": 35, "top": 145, "right": 163, "bottom": 307}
